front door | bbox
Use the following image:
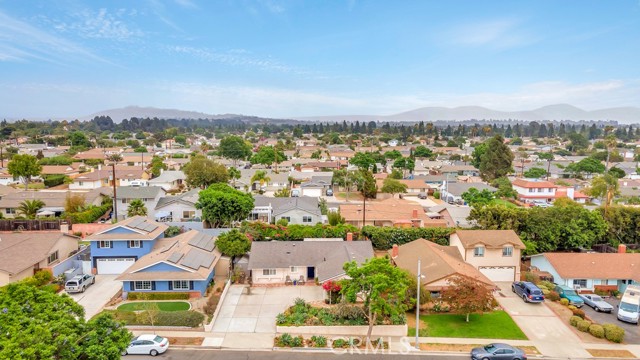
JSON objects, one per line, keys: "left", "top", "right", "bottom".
{"left": 307, "top": 267, "right": 315, "bottom": 280}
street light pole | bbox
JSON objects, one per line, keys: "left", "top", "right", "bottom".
{"left": 415, "top": 258, "right": 421, "bottom": 350}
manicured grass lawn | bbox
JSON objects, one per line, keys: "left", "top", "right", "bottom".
{"left": 408, "top": 311, "right": 527, "bottom": 340}
{"left": 492, "top": 199, "right": 517, "bottom": 208}
{"left": 117, "top": 301, "right": 190, "bottom": 312}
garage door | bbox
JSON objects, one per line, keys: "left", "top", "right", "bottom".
{"left": 479, "top": 267, "right": 515, "bottom": 282}
{"left": 96, "top": 258, "right": 135, "bottom": 275}
{"left": 303, "top": 188, "right": 322, "bottom": 197}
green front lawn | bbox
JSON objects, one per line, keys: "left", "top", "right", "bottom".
{"left": 117, "top": 301, "right": 190, "bottom": 312}
{"left": 492, "top": 199, "right": 517, "bottom": 208}
{"left": 408, "top": 311, "right": 527, "bottom": 340}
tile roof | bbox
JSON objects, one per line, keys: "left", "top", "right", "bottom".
{"left": 539, "top": 253, "right": 640, "bottom": 281}
{"left": 453, "top": 230, "right": 525, "bottom": 249}
{"left": 512, "top": 179, "right": 558, "bottom": 188}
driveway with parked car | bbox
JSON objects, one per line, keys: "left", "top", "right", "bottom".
{"left": 581, "top": 297, "right": 640, "bottom": 344}
{"left": 64, "top": 274, "right": 121, "bottom": 319}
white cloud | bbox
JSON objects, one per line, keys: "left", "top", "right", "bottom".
{"left": 59, "top": 8, "right": 143, "bottom": 41}
{"left": 444, "top": 18, "right": 536, "bottom": 49}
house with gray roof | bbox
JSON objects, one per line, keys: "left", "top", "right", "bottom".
{"left": 116, "top": 186, "right": 165, "bottom": 220}
{"left": 250, "top": 196, "right": 323, "bottom": 225}
{"left": 0, "top": 188, "right": 111, "bottom": 218}
{"left": 247, "top": 239, "right": 374, "bottom": 284}
{"left": 148, "top": 170, "right": 186, "bottom": 191}
{"left": 154, "top": 189, "right": 201, "bottom": 222}
{"left": 439, "top": 182, "right": 497, "bottom": 204}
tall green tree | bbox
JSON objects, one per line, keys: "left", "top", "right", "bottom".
{"left": 461, "top": 188, "right": 494, "bottom": 207}
{"left": 349, "top": 152, "right": 376, "bottom": 171}
{"left": 341, "top": 257, "right": 410, "bottom": 344}
{"left": 470, "top": 142, "right": 487, "bottom": 168}
{"left": 17, "top": 199, "right": 45, "bottom": 218}
{"left": 587, "top": 172, "right": 619, "bottom": 208}
{"left": 355, "top": 169, "right": 377, "bottom": 199}
{"left": 7, "top": 154, "right": 42, "bottom": 190}
{"left": 219, "top": 135, "right": 252, "bottom": 166}
{"left": 183, "top": 156, "right": 229, "bottom": 189}
{"left": 478, "top": 135, "right": 514, "bottom": 181}
{"left": 250, "top": 146, "right": 286, "bottom": 167}
{"left": 413, "top": 145, "right": 433, "bottom": 159}
{"left": 566, "top": 157, "right": 605, "bottom": 178}
{"left": 149, "top": 156, "right": 167, "bottom": 177}
{"left": 524, "top": 167, "right": 547, "bottom": 179}
{"left": 0, "top": 281, "right": 131, "bottom": 359}
{"left": 196, "top": 183, "right": 255, "bottom": 228}
{"left": 215, "top": 229, "right": 251, "bottom": 258}
{"left": 380, "top": 178, "right": 407, "bottom": 198}
{"left": 126, "top": 199, "right": 148, "bottom": 217}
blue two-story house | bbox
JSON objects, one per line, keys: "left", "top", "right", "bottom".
{"left": 116, "top": 230, "right": 221, "bottom": 297}
{"left": 86, "top": 216, "right": 168, "bottom": 275}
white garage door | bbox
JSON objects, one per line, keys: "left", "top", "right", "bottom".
{"left": 96, "top": 258, "right": 135, "bottom": 275}
{"left": 479, "top": 267, "right": 515, "bottom": 282}
{"left": 303, "top": 188, "right": 322, "bottom": 197}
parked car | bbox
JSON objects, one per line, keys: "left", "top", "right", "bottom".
{"left": 579, "top": 294, "right": 613, "bottom": 313}
{"left": 418, "top": 192, "right": 427, "bottom": 199}
{"left": 122, "top": 335, "right": 169, "bottom": 356}
{"left": 64, "top": 274, "right": 95, "bottom": 293}
{"left": 554, "top": 285, "right": 584, "bottom": 307}
{"left": 471, "top": 343, "right": 527, "bottom": 360}
{"left": 325, "top": 188, "right": 334, "bottom": 196}
{"left": 512, "top": 281, "right": 545, "bottom": 303}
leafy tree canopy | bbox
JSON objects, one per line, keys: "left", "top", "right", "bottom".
{"left": 441, "top": 276, "right": 493, "bottom": 322}
{"left": 461, "top": 188, "right": 495, "bottom": 207}
{"left": 478, "top": 135, "right": 514, "bottom": 181}
{"left": 196, "top": 183, "right": 254, "bottom": 228}
{"left": 380, "top": 178, "right": 407, "bottom": 197}
{"left": 524, "top": 167, "right": 548, "bottom": 179}
{"left": 349, "top": 152, "right": 376, "bottom": 171}
{"left": 215, "top": 229, "right": 251, "bottom": 257}
{"left": 7, "top": 154, "right": 42, "bottom": 190}
{"left": 219, "top": 135, "right": 252, "bottom": 162}
{"left": 183, "top": 156, "right": 229, "bottom": 189}
{"left": 250, "top": 146, "right": 286, "bottom": 166}
{"left": 413, "top": 145, "right": 433, "bottom": 159}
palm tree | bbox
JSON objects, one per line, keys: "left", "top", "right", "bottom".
{"left": 251, "top": 170, "right": 271, "bottom": 192}
{"left": 18, "top": 199, "right": 45, "bottom": 219}
{"left": 127, "top": 199, "right": 148, "bottom": 217}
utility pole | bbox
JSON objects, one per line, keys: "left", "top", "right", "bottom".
{"left": 415, "top": 259, "right": 422, "bottom": 349}
{"left": 112, "top": 160, "right": 118, "bottom": 221}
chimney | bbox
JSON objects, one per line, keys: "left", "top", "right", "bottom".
{"left": 346, "top": 232, "right": 353, "bottom": 241}
{"left": 60, "top": 222, "right": 69, "bottom": 234}
{"left": 98, "top": 164, "right": 102, "bottom": 171}
{"left": 618, "top": 244, "right": 627, "bottom": 254}
{"left": 392, "top": 244, "right": 399, "bottom": 258}
{"left": 412, "top": 209, "right": 418, "bottom": 218}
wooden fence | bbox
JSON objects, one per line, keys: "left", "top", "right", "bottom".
{"left": 0, "top": 219, "right": 63, "bottom": 232}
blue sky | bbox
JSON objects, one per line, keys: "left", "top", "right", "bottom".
{"left": 0, "top": 0, "right": 639, "bottom": 118}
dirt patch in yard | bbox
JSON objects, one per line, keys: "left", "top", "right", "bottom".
{"left": 545, "top": 301, "right": 609, "bottom": 344}
{"left": 166, "top": 337, "right": 204, "bottom": 346}
{"left": 587, "top": 349, "right": 637, "bottom": 358}
{"left": 417, "top": 343, "right": 539, "bottom": 355}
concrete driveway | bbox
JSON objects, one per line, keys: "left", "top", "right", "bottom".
{"left": 494, "top": 282, "right": 591, "bottom": 358}
{"left": 64, "top": 275, "right": 121, "bottom": 319}
{"left": 582, "top": 297, "right": 640, "bottom": 344}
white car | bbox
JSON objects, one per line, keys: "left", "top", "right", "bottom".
{"left": 122, "top": 335, "right": 169, "bottom": 356}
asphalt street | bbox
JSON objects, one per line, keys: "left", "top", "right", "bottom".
{"left": 580, "top": 297, "right": 640, "bottom": 344}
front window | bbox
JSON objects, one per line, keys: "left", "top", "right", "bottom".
{"left": 78, "top": 181, "right": 84, "bottom": 186}
{"left": 98, "top": 241, "right": 112, "bottom": 248}
{"left": 5, "top": 208, "right": 15, "bottom": 214}
{"left": 573, "top": 279, "right": 587, "bottom": 288}
{"left": 528, "top": 188, "right": 534, "bottom": 193}
{"left": 474, "top": 246, "right": 484, "bottom": 257}
{"left": 537, "top": 188, "right": 543, "bottom": 193}
{"left": 303, "top": 216, "right": 312, "bottom": 223}
{"left": 290, "top": 266, "right": 298, "bottom": 272}
{"left": 129, "top": 240, "right": 141, "bottom": 248}
{"left": 47, "top": 251, "right": 59, "bottom": 264}
{"left": 183, "top": 210, "right": 195, "bottom": 219}
{"left": 172, "top": 280, "right": 189, "bottom": 290}
{"left": 502, "top": 246, "right": 513, "bottom": 257}
{"left": 121, "top": 199, "right": 128, "bottom": 204}
{"left": 262, "top": 269, "right": 276, "bottom": 276}
{"left": 133, "top": 281, "right": 152, "bottom": 290}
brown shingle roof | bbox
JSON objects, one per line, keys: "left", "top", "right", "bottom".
{"left": 0, "top": 232, "right": 78, "bottom": 275}
{"left": 541, "top": 253, "right": 640, "bottom": 281}
{"left": 453, "top": 230, "right": 525, "bottom": 249}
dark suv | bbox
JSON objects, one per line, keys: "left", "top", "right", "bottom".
{"left": 512, "top": 281, "right": 545, "bottom": 303}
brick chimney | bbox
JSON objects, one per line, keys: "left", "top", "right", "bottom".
{"left": 412, "top": 209, "right": 418, "bottom": 218}
{"left": 618, "top": 244, "right": 627, "bottom": 254}
{"left": 392, "top": 244, "right": 399, "bottom": 258}
{"left": 346, "top": 232, "right": 353, "bottom": 241}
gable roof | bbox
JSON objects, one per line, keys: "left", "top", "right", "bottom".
{"left": 0, "top": 188, "right": 111, "bottom": 209}
{"left": 0, "top": 232, "right": 78, "bottom": 275}
{"left": 155, "top": 189, "right": 200, "bottom": 209}
{"left": 85, "top": 216, "right": 168, "bottom": 241}
{"left": 512, "top": 179, "right": 557, "bottom": 189}
{"left": 537, "top": 253, "right": 640, "bottom": 281}
{"left": 247, "top": 240, "right": 374, "bottom": 282}
{"left": 390, "top": 239, "right": 494, "bottom": 289}
{"left": 453, "top": 230, "right": 525, "bottom": 249}
{"left": 148, "top": 171, "right": 186, "bottom": 184}
{"left": 116, "top": 186, "right": 165, "bottom": 200}
{"left": 253, "top": 195, "right": 321, "bottom": 216}
{"left": 117, "top": 230, "right": 221, "bottom": 281}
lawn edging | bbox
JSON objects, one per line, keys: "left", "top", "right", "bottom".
{"left": 204, "top": 278, "right": 231, "bottom": 332}
{"left": 117, "top": 300, "right": 191, "bottom": 312}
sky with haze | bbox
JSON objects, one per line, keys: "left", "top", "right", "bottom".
{"left": 0, "top": 0, "right": 639, "bottom": 118}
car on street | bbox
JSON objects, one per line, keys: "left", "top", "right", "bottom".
{"left": 512, "top": 281, "right": 545, "bottom": 303}
{"left": 554, "top": 285, "right": 584, "bottom": 307}
{"left": 471, "top": 343, "right": 527, "bottom": 360}
{"left": 64, "top": 274, "right": 95, "bottom": 293}
{"left": 122, "top": 335, "right": 170, "bottom": 356}
{"left": 579, "top": 294, "right": 613, "bottom": 313}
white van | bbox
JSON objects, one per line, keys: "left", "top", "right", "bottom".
{"left": 617, "top": 285, "right": 640, "bottom": 324}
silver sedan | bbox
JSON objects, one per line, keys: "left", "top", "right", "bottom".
{"left": 579, "top": 294, "right": 614, "bottom": 313}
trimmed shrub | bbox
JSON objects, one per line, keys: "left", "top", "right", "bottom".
{"left": 603, "top": 324, "right": 625, "bottom": 343}
{"left": 66, "top": 203, "right": 111, "bottom": 223}
{"left": 361, "top": 226, "right": 452, "bottom": 250}
{"left": 569, "top": 316, "right": 582, "bottom": 327}
{"left": 588, "top": 324, "right": 605, "bottom": 338}
{"left": 541, "top": 288, "right": 550, "bottom": 295}
{"left": 571, "top": 308, "right": 586, "bottom": 319}
{"left": 310, "top": 335, "right": 328, "bottom": 348}
{"left": 127, "top": 292, "right": 190, "bottom": 300}
{"left": 567, "top": 305, "right": 577, "bottom": 311}
{"left": 546, "top": 291, "right": 560, "bottom": 301}
{"left": 539, "top": 280, "right": 555, "bottom": 290}
{"left": 560, "top": 298, "right": 569, "bottom": 306}
{"left": 44, "top": 174, "right": 69, "bottom": 188}
{"left": 577, "top": 320, "right": 591, "bottom": 332}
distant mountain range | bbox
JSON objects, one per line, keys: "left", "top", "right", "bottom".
{"left": 295, "top": 104, "right": 640, "bottom": 124}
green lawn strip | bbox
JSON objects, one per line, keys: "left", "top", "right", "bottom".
{"left": 117, "top": 301, "right": 190, "bottom": 312}
{"left": 492, "top": 199, "right": 517, "bottom": 208}
{"left": 408, "top": 311, "right": 527, "bottom": 340}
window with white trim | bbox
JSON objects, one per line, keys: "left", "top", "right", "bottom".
{"left": 573, "top": 279, "right": 587, "bottom": 288}
{"left": 473, "top": 246, "right": 485, "bottom": 257}
{"left": 263, "top": 269, "right": 276, "bottom": 276}
{"left": 502, "top": 246, "right": 513, "bottom": 257}
{"left": 172, "top": 280, "right": 189, "bottom": 290}
{"left": 302, "top": 216, "right": 313, "bottom": 223}
{"left": 129, "top": 240, "right": 141, "bottom": 248}
{"left": 98, "top": 241, "right": 112, "bottom": 249}
{"left": 528, "top": 188, "right": 534, "bottom": 193}
{"left": 134, "top": 281, "right": 152, "bottom": 290}
{"left": 5, "top": 208, "right": 16, "bottom": 214}
{"left": 47, "top": 250, "right": 59, "bottom": 264}
{"left": 78, "top": 181, "right": 84, "bottom": 186}
{"left": 183, "top": 210, "right": 196, "bottom": 219}
{"left": 290, "top": 266, "right": 298, "bottom": 273}
{"left": 537, "top": 188, "right": 543, "bottom": 193}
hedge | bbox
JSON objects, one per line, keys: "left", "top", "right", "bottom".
{"left": 106, "top": 310, "right": 204, "bottom": 327}
{"left": 361, "top": 226, "right": 452, "bottom": 250}
{"left": 66, "top": 203, "right": 111, "bottom": 223}
{"left": 602, "top": 323, "right": 625, "bottom": 343}
{"left": 127, "top": 292, "right": 190, "bottom": 300}
{"left": 44, "top": 174, "right": 69, "bottom": 188}
{"left": 241, "top": 222, "right": 360, "bottom": 242}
